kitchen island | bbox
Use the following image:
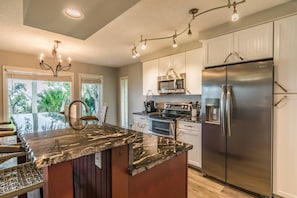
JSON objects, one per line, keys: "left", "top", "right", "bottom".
{"left": 9, "top": 113, "right": 192, "bottom": 198}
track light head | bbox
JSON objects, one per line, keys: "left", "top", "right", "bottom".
{"left": 141, "top": 39, "right": 147, "bottom": 50}
{"left": 231, "top": 2, "right": 239, "bottom": 21}
{"left": 172, "top": 38, "right": 178, "bottom": 48}
{"left": 188, "top": 23, "right": 192, "bottom": 36}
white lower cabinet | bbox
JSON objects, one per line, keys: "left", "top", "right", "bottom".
{"left": 177, "top": 121, "right": 201, "bottom": 168}
{"left": 274, "top": 94, "right": 297, "bottom": 198}
{"left": 132, "top": 115, "right": 148, "bottom": 133}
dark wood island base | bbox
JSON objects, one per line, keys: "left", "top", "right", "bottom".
{"left": 43, "top": 145, "right": 188, "bottom": 198}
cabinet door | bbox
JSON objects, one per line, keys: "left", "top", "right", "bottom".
{"left": 203, "top": 33, "right": 233, "bottom": 67}
{"left": 159, "top": 53, "right": 186, "bottom": 76}
{"left": 158, "top": 56, "right": 171, "bottom": 76}
{"left": 132, "top": 115, "right": 148, "bottom": 133}
{"left": 172, "top": 52, "right": 186, "bottom": 74}
{"left": 182, "top": 129, "right": 201, "bottom": 168}
{"left": 234, "top": 22, "right": 273, "bottom": 62}
{"left": 274, "top": 15, "right": 297, "bottom": 93}
{"left": 185, "top": 48, "right": 203, "bottom": 95}
{"left": 273, "top": 94, "right": 297, "bottom": 198}
{"left": 143, "top": 60, "right": 159, "bottom": 95}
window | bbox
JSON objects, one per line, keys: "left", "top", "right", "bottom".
{"left": 3, "top": 66, "right": 74, "bottom": 119}
{"left": 79, "top": 74, "right": 103, "bottom": 116}
{"left": 120, "top": 77, "right": 128, "bottom": 128}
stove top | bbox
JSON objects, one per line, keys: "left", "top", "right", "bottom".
{"left": 149, "top": 114, "right": 181, "bottom": 120}
{"left": 149, "top": 102, "right": 192, "bottom": 121}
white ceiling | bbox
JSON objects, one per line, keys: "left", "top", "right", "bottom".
{"left": 0, "top": 0, "right": 290, "bottom": 67}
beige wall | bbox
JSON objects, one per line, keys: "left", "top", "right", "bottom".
{"left": 117, "top": 62, "right": 143, "bottom": 127}
{"left": 0, "top": 50, "right": 118, "bottom": 125}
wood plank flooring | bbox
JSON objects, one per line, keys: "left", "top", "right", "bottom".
{"left": 188, "top": 168, "right": 256, "bottom": 198}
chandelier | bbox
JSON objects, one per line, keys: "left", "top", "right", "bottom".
{"left": 131, "top": 0, "right": 246, "bottom": 58}
{"left": 39, "top": 40, "right": 72, "bottom": 77}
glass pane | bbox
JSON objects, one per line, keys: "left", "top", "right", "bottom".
{"left": 7, "top": 78, "right": 71, "bottom": 116}
{"left": 120, "top": 78, "right": 128, "bottom": 128}
{"left": 81, "top": 83, "right": 101, "bottom": 116}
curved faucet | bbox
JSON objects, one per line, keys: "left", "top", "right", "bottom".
{"left": 68, "top": 100, "right": 89, "bottom": 130}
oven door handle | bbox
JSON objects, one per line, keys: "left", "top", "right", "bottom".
{"left": 148, "top": 118, "right": 175, "bottom": 123}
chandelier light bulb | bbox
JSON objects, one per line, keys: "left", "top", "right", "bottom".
{"left": 40, "top": 53, "right": 44, "bottom": 61}
{"left": 68, "top": 57, "right": 72, "bottom": 63}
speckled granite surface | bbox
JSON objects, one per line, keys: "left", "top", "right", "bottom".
{"left": 177, "top": 116, "right": 201, "bottom": 123}
{"left": 12, "top": 113, "right": 192, "bottom": 175}
{"left": 130, "top": 133, "right": 192, "bottom": 175}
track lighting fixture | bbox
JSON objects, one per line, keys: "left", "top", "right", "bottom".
{"left": 188, "top": 23, "right": 192, "bottom": 36}
{"left": 231, "top": 2, "right": 239, "bottom": 21}
{"left": 132, "top": 46, "right": 140, "bottom": 59}
{"left": 131, "top": 0, "right": 246, "bottom": 58}
{"left": 141, "top": 40, "right": 147, "bottom": 50}
{"left": 172, "top": 31, "right": 178, "bottom": 48}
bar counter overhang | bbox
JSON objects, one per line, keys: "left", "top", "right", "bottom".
{"left": 10, "top": 113, "right": 192, "bottom": 198}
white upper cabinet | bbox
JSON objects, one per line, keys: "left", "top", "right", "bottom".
{"left": 203, "top": 22, "right": 273, "bottom": 67}
{"left": 185, "top": 48, "right": 203, "bottom": 95}
{"left": 274, "top": 15, "right": 297, "bottom": 93}
{"left": 158, "top": 52, "right": 186, "bottom": 76}
{"left": 143, "top": 59, "right": 159, "bottom": 96}
{"left": 273, "top": 14, "right": 297, "bottom": 198}
{"left": 234, "top": 22, "right": 273, "bottom": 61}
{"left": 203, "top": 34, "right": 234, "bottom": 67}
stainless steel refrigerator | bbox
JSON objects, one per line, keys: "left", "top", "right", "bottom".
{"left": 201, "top": 59, "right": 273, "bottom": 197}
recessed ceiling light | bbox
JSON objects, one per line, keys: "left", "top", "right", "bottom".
{"left": 63, "top": 8, "right": 84, "bottom": 19}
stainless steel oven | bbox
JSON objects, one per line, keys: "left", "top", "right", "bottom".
{"left": 148, "top": 117, "right": 175, "bottom": 139}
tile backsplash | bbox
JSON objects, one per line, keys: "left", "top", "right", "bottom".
{"left": 144, "top": 94, "right": 201, "bottom": 106}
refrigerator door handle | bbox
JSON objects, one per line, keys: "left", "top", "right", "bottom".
{"left": 226, "top": 85, "right": 232, "bottom": 136}
{"left": 220, "top": 85, "right": 226, "bottom": 136}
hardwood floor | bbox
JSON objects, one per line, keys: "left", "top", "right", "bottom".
{"left": 188, "top": 168, "right": 256, "bottom": 198}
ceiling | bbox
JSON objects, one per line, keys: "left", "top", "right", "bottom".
{"left": 0, "top": 0, "right": 290, "bottom": 67}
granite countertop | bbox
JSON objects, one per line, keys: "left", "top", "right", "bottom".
{"left": 177, "top": 116, "right": 202, "bottom": 123}
{"left": 12, "top": 113, "right": 192, "bottom": 176}
{"left": 133, "top": 111, "right": 201, "bottom": 123}
{"left": 132, "top": 111, "right": 161, "bottom": 116}
{"left": 130, "top": 133, "right": 192, "bottom": 176}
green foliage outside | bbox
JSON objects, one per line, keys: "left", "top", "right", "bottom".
{"left": 9, "top": 81, "right": 71, "bottom": 115}
{"left": 8, "top": 83, "right": 32, "bottom": 114}
{"left": 81, "top": 83, "right": 100, "bottom": 116}
{"left": 37, "top": 82, "right": 70, "bottom": 112}
{"left": 8, "top": 80, "right": 100, "bottom": 116}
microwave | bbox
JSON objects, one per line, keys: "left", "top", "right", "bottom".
{"left": 157, "top": 73, "right": 186, "bottom": 94}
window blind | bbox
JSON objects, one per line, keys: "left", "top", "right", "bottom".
{"left": 4, "top": 68, "right": 73, "bottom": 82}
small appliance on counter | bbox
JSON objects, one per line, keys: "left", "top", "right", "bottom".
{"left": 144, "top": 100, "right": 156, "bottom": 113}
